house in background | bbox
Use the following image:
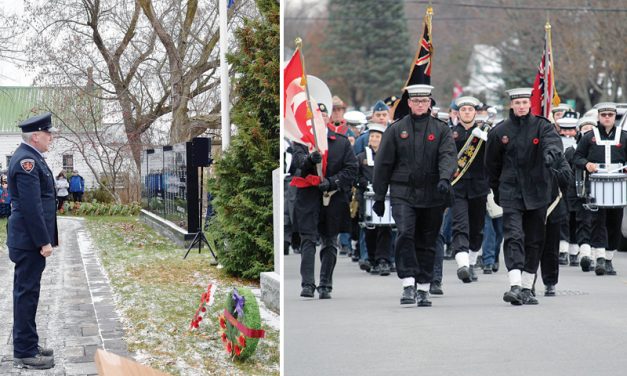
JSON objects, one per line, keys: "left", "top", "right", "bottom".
{"left": 0, "top": 86, "right": 100, "bottom": 188}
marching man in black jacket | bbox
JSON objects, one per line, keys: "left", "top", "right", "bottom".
{"left": 485, "top": 88, "right": 562, "bottom": 306}
{"left": 373, "top": 84, "right": 457, "bottom": 307}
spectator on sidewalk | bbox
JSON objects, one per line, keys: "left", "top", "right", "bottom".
{"left": 0, "top": 175, "right": 10, "bottom": 218}
{"left": 68, "top": 170, "right": 85, "bottom": 202}
{"left": 55, "top": 172, "right": 69, "bottom": 213}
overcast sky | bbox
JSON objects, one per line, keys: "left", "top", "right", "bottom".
{"left": 0, "top": 0, "right": 35, "bottom": 86}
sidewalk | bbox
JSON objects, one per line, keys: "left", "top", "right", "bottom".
{"left": 0, "top": 217, "right": 129, "bottom": 375}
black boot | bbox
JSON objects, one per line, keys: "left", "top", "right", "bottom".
{"left": 521, "top": 288, "right": 539, "bottom": 305}
{"left": 503, "top": 286, "right": 523, "bottom": 305}
{"left": 317, "top": 286, "right": 332, "bottom": 299}
{"left": 544, "top": 284, "right": 556, "bottom": 297}
{"left": 469, "top": 266, "right": 478, "bottom": 282}
{"left": 429, "top": 281, "right": 443, "bottom": 295}
{"left": 359, "top": 259, "right": 372, "bottom": 272}
{"left": 580, "top": 256, "right": 592, "bottom": 272}
{"left": 416, "top": 290, "right": 432, "bottom": 307}
{"left": 492, "top": 260, "right": 499, "bottom": 273}
{"left": 558, "top": 252, "right": 568, "bottom": 265}
{"left": 379, "top": 260, "right": 391, "bottom": 276}
{"left": 483, "top": 264, "right": 493, "bottom": 274}
{"left": 606, "top": 260, "right": 617, "bottom": 275}
{"left": 370, "top": 263, "right": 381, "bottom": 275}
{"left": 595, "top": 258, "right": 606, "bottom": 276}
{"left": 300, "top": 285, "right": 315, "bottom": 298}
{"left": 400, "top": 285, "right": 416, "bottom": 305}
{"left": 569, "top": 254, "right": 579, "bottom": 266}
{"left": 457, "top": 266, "right": 472, "bottom": 283}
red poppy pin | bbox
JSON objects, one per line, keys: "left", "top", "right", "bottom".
{"left": 532, "top": 138, "right": 540, "bottom": 145}
{"left": 453, "top": 131, "right": 459, "bottom": 139}
{"left": 20, "top": 159, "right": 35, "bottom": 173}
{"left": 427, "top": 134, "right": 435, "bottom": 141}
{"left": 501, "top": 135, "right": 509, "bottom": 144}
{"left": 617, "top": 143, "right": 622, "bottom": 148}
{"left": 400, "top": 130, "right": 409, "bottom": 139}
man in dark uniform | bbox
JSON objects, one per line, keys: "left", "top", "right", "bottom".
{"left": 7, "top": 112, "right": 58, "bottom": 369}
{"left": 573, "top": 102, "right": 626, "bottom": 276}
{"left": 449, "top": 96, "right": 489, "bottom": 284}
{"left": 373, "top": 84, "right": 457, "bottom": 307}
{"left": 485, "top": 88, "right": 562, "bottom": 306}
{"left": 292, "top": 117, "right": 358, "bottom": 299}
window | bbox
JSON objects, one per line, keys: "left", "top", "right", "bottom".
{"left": 5, "top": 155, "right": 11, "bottom": 169}
{"left": 63, "top": 154, "right": 74, "bottom": 172}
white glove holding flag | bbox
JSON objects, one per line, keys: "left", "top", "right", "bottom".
{"left": 471, "top": 127, "right": 488, "bottom": 141}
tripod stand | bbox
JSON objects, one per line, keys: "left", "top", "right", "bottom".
{"left": 184, "top": 165, "right": 218, "bottom": 263}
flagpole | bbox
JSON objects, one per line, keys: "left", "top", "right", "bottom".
{"left": 295, "top": 38, "right": 322, "bottom": 176}
{"left": 543, "top": 21, "right": 551, "bottom": 118}
{"left": 220, "top": 0, "right": 230, "bottom": 151}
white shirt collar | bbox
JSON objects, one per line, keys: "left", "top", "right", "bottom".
{"left": 21, "top": 141, "right": 46, "bottom": 159}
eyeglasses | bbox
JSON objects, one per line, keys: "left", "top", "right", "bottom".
{"left": 409, "top": 98, "right": 431, "bottom": 104}
{"left": 600, "top": 113, "right": 615, "bottom": 118}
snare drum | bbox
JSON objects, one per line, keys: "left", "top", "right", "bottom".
{"left": 363, "top": 191, "right": 395, "bottom": 226}
{"left": 589, "top": 172, "right": 627, "bottom": 208}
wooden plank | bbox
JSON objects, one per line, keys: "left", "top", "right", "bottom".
{"left": 95, "top": 349, "right": 171, "bottom": 376}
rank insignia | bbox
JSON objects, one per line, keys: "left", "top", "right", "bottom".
{"left": 501, "top": 135, "right": 509, "bottom": 144}
{"left": 400, "top": 130, "right": 409, "bottom": 139}
{"left": 20, "top": 159, "right": 35, "bottom": 173}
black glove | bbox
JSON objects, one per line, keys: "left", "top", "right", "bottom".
{"left": 544, "top": 150, "right": 561, "bottom": 168}
{"left": 308, "top": 151, "right": 322, "bottom": 164}
{"left": 319, "top": 178, "right": 330, "bottom": 192}
{"left": 373, "top": 201, "right": 385, "bottom": 217}
{"left": 437, "top": 179, "right": 451, "bottom": 195}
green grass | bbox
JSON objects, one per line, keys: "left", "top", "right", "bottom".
{"left": 84, "top": 216, "right": 279, "bottom": 376}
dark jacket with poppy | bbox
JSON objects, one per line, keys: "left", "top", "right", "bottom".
{"left": 573, "top": 124, "right": 627, "bottom": 169}
{"left": 292, "top": 131, "right": 358, "bottom": 236}
{"left": 451, "top": 123, "right": 489, "bottom": 199}
{"left": 7, "top": 143, "right": 58, "bottom": 250}
{"left": 485, "top": 110, "right": 562, "bottom": 211}
{"left": 373, "top": 113, "right": 457, "bottom": 208}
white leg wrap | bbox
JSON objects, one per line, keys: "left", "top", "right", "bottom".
{"left": 594, "top": 247, "right": 606, "bottom": 260}
{"left": 606, "top": 250, "right": 615, "bottom": 261}
{"left": 521, "top": 271, "right": 535, "bottom": 290}
{"left": 455, "top": 252, "right": 470, "bottom": 268}
{"left": 402, "top": 277, "right": 415, "bottom": 287}
{"left": 508, "top": 269, "right": 522, "bottom": 287}
{"left": 469, "top": 250, "right": 479, "bottom": 266}
{"left": 568, "top": 243, "right": 579, "bottom": 255}
{"left": 417, "top": 283, "right": 430, "bottom": 292}
{"left": 559, "top": 240, "right": 569, "bottom": 254}
{"left": 579, "top": 244, "right": 591, "bottom": 258}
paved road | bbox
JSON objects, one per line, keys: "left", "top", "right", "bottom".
{"left": 285, "top": 250, "right": 627, "bottom": 376}
{"left": 0, "top": 217, "right": 128, "bottom": 375}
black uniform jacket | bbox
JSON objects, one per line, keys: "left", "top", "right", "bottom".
{"left": 573, "top": 124, "right": 627, "bottom": 168}
{"left": 485, "top": 110, "right": 563, "bottom": 210}
{"left": 451, "top": 123, "right": 489, "bottom": 199}
{"left": 7, "top": 142, "right": 58, "bottom": 250}
{"left": 373, "top": 113, "right": 457, "bottom": 208}
{"left": 292, "top": 131, "right": 358, "bottom": 236}
{"left": 547, "top": 153, "right": 573, "bottom": 224}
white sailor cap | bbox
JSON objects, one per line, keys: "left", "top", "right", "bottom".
{"left": 367, "top": 123, "right": 386, "bottom": 134}
{"left": 437, "top": 112, "right": 450, "bottom": 122}
{"left": 405, "top": 84, "right": 434, "bottom": 97}
{"left": 455, "top": 96, "right": 480, "bottom": 109}
{"left": 551, "top": 103, "right": 573, "bottom": 113}
{"left": 506, "top": 87, "right": 533, "bottom": 100}
{"left": 595, "top": 102, "right": 617, "bottom": 113}
{"left": 577, "top": 117, "right": 597, "bottom": 129}
{"left": 343, "top": 110, "right": 368, "bottom": 125}
{"left": 556, "top": 118, "right": 578, "bottom": 129}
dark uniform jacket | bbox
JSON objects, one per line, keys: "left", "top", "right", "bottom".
{"left": 292, "top": 131, "right": 358, "bottom": 236}
{"left": 485, "top": 110, "right": 562, "bottom": 210}
{"left": 451, "top": 123, "right": 489, "bottom": 199}
{"left": 573, "top": 124, "right": 627, "bottom": 168}
{"left": 547, "top": 154, "right": 573, "bottom": 224}
{"left": 7, "top": 142, "right": 58, "bottom": 250}
{"left": 373, "top": 113, "right": 457, "bottom": 208}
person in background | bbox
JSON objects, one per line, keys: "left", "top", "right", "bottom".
{"left": 55, "top": 172, "right": 69, "bottom": 213}
{"left": 68, "top": 170, "right": 85, "bottom": 202}
{"left": 0, "top": 174, "right": 11, "bottom": 218}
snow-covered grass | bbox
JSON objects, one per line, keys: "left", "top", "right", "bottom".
{"left": 84, "top": 217, "right": 279, "bottom": 376}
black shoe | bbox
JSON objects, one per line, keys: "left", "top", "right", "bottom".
{"left": 400, "top": 286, "right": 416, "bottom": 305}
{"left": 606, "top": 260, "right": 617, "bottom": 275}
{"left": 416, "top": 290, "right": 432, "bottom": 307}
{"left": 38, "top": 346, "right": 54, "bottom": 357}
{"left": 492, "top": 261, "right": 499, "bottom": 273}
{"left": 13, "top": 354, "right": 55, "bottom": 370}
{"left": 558, "top": 252, "right": 568, "bottom": 265}
{"left": 521, "top": 288, "right": 539, "bottom": 305}
{"left": 351, "top": 254, "right": 360, "bottom": 262}
{"left": 476, "top": 255, "right": 483, "bottom": 268}
{"left": 379, "top": 261, "right": 391, "bottom": 276}
{"left": 429, "top": 281, "right": 443, "bottom": 295}
{"left": 569, "top": 254, "right": 579, "bottom": 266}
{"left": 595, "top": 258, "right": 606, "bottom": 275}
{"left": 359, "top": 260, "right": 372, "bottom": 272}
{"left": 443, "top": 245, "right": 454, "bottom": 260}
{"left": 457, "top": 266, "right": 472, "bottom": 283}
{"left": 544, "top": 284, "right": 556, "bottom": 297}
{"left": 580, "top": 256, "right": 592, "bottom": 272}
{"left": 370, "top": 263, "right": 381, "bottom": 275}
{"left": 318, "top": 287, "right": 331, "bottom": 299}
{"left": 293, "top": 247, "right": 301, "bottom": 255}
{"left": 503, "top": 286, "right": 523, "bottom": 306}
{"left": 390, "top": 262, "right": 396, "bottom": 273}
{"left": 483, "top": 264, "right": 493, "bottom": 274}
{"left": 300, "top": 285, "right": 315, "bottom": 298}
{"left": 469, "top": 266, "right": 478, "bottom": 281}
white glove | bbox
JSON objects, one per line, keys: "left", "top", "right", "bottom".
{"left": 471, "top": 127, "right": 488, "bottom": 141}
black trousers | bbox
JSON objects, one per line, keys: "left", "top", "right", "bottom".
{"left": 588, "top": 208, "right": 624, "bottom": 250}
{"left": 541, "top": 219, "right": 561, "bottom": 285}
{"left": 392, "top": 204, "right": 445, "bottom": 284}
{"left": 9, "top": 247, "right": 46, "bottom": 358}
{"left": 450, "top": 195, "right": 487, "bottom": 255}
{"left": 503, "top": 206, "right": 547, "bottom": 273}
{"left": 365, "top": 226, "right": 393, "bottom": 263}
{"left": 575, "top": 204, "right": 594, "bottom": 246}
{"left": 300, "top": 234, "right": 338, "bottom": 290}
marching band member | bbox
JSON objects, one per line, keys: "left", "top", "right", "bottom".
{"left": 485, "top": 87, "right": 562, "bottom": 305}
{"left": 573, "top": 103, "right": 626, "bottom": 276}
{"left": 373, "top": 84, "right": 456, "bottom": 307}
{"left": 449, "top": 96, "right": 489, "bottom": 284}
{"left": 552, "top": 103, "right": 573, "bottom": 122}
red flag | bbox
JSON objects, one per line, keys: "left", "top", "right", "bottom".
{"left": 452, "top": 80, "right": 463, "bottom": 100}
{"left": 531, "top": 22, "right": 560, "bottom": 118}
{"left": 283, "top": 48, "right": 328, "bottom": 185}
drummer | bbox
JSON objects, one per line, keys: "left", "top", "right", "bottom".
{"left": 356, "top": 123, "right": 393, "bottom": 276}
{"left": 573, "top": 102, "right": 626, "bottom": 276}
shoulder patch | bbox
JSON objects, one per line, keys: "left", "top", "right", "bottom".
{"left": 20, "top": 159, "right": 35, "bottom": 173}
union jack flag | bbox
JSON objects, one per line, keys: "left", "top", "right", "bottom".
{"left": 531, "top": 22, "right": 560, "bottom": 118}
{"left": 393, "top": 6, "right": 433, "bottom": 120}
